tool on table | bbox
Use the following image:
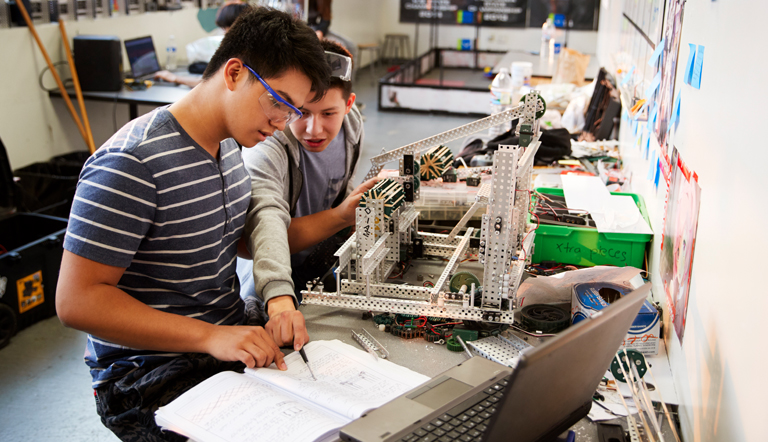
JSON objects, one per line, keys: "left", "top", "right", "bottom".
{"left": 298, "top": 347, "right": 317, "bottom": 381}
{"left": 455, "top": 335, "right": 474, "bottom": 360}
{"left": 351, "top": 328, "right": 389, "bottom": 360}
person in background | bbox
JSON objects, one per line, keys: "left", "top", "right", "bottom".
{"left": 55, "top": 7, "right": 330, "bottom": 441}
{"left": 154, "top": 0, "right": 249, "bottom": 87}
{"left": 307, "top": 0, "right": 332, "bottom": 38}
{"left": 238, "top": 39, "right": 375, "bottom": 337}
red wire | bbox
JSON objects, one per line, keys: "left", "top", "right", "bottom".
{"left": 519, "top": 213, "right": 540, "bottom": 263}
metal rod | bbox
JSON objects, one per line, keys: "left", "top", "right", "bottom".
{"left": 616, "top": 351, "right": 656, "bottom": 442}
{"left": 16, "top": 0, "right": 89, "bottom": 149}
{"left": 647, "top": 363, "right": 682, "bottom": 442}
{"left": 455, "top": 335, "right": 473, "bottom": 360}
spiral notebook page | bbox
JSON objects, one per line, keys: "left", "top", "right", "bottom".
{"left": 246, "top": 340, "right": 430, "bottom": 419}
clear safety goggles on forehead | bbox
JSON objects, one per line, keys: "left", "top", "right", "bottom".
{"left": 243, "top": 63, "right": 303, "bottom": 125}
{"left": 325, "top": 51, "right": 352, "bottom": 82}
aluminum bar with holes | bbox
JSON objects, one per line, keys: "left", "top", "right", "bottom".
{"left": 431, "top": 227, "right": 473, "bottom": 295}
{"left": 364, "top": 101, "right": 544, "bottom": 180}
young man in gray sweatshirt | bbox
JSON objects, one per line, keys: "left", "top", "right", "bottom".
{"left": 240, "top": 40, "right": 376, "bottom": 345}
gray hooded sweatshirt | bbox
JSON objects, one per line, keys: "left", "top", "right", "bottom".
{"left": 241, "top": 104, "right": 363, "bottom": 306}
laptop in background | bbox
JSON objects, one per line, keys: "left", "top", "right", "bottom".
{"left": 340, "top": 283, "right": 651, "bottom": 442}
{"left": 124, "top": 36, "right": 162, "bottom": 81}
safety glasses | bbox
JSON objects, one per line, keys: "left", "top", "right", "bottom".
{"left": 243, "top": 64, "right": 303, "bottom": 125}
{"left": 325, "top": 51, "right": 352, "bottom": 82}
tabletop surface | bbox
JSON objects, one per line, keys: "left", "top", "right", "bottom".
{"left": 50, "top": 82, "right": 192, "bottom": 105}
{"left": 296, "top": 257, "right": 678, "bottom": 441}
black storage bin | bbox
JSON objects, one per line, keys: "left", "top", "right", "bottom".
{"left": 12, "top": 151, "right": 89, "bottom": 219}
{"left": 0, "top": 214, "right": 67, "bottom": 347}
{"left": 0, "top": 137, "right": 69, "bottom": 348}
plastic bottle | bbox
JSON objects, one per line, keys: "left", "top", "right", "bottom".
{"left": 540, "top": 15, "right": 555, "bottom": 61}
{"left": 489, "top": 68, "right": 514, "bottom": 137}
{"left": 553, "top": 17, "right": 565, "bottom": 56}
{"left": 165, "top": 35, "right": 177, "bottom": 71}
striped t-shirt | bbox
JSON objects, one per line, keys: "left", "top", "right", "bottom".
{"left": 64, "top": 106, "right": 251, "bottom": 387}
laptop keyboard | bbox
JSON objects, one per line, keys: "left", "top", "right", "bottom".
{"left": 399, "top": 375, "right": 511, "bottom": 442}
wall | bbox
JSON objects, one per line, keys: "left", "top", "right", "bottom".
{"left": 375, "top": 1, "right": 597, "bottom": 57}
{"left": 0, "top": 7, "right": 208, "bottom": 169}
{"left": 598, "top": 1, "right": 768, "bottom": 441}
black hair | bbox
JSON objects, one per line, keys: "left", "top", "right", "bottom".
{"left": 321, "top": 39, "right": 353, "bottom": 101}
{"left": 215, "top": 2, "right": 250, "bottom": 30}
{"left": 203, "top": 6, "right": 331, "bottom": 99}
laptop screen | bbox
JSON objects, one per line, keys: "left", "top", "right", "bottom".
{"left": 483, "top": 283, "right": 651, "bottom": 442}
{"left": 124, "top": 36, "right": 161, "bottom": 78}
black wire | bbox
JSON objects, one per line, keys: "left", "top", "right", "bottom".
{"left": 38, "top": 61, "right": 73, "bottom": 92}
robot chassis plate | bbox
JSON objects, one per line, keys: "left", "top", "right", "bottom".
{"left": 302, "top": 91, "right": 545, "bottom": 325}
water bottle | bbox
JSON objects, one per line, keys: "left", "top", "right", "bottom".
{"left": 540, "top": 15, "right": 555, "bottom": 61}
{"left": 165, "top": 35, "right": 177, "bottom": 71}
{"left": 489, "top": 68, "right": 514, "bottom": 137}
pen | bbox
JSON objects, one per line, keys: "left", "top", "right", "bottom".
{"left": 298, "top": 347, "right": 317, "bottom": 381}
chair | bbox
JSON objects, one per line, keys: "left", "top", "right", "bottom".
{"left": 356, "top": 43, "right": 381, "bottom": 86}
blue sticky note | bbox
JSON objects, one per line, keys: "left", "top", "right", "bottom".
{"left": 643, "top": 135, "right": 651, "bottom": 160}
{"left": 684, "top": 43, "right": 696, "bottom": 85}
{"left": 654, "top": 159, "right": 661, "bottom": 188}
{"left": 647, "top": 149, "right": 657, "bottom": 180}
{"left": 649, "top": 103, "right": 658, "bottom": 126}
{"left": 669, "top": 91, "right": 682, "bottom": 131}
{"left": 645, "top": 72, "right": 662, "bottom": 99}
{"left": 621, "top": 66, "right": 635, "bottom": 87}
{"left": 648, "top": 38, "right": 665, "bottom": 68}
{"left": 692, "top": 45, "right": 704, "bottom": 89}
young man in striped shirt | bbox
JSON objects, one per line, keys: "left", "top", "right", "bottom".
{"left": 55, "top": 7, "right": 330, "bottom": 441}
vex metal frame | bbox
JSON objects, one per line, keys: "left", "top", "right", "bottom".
{"left": 303, "top": 91, "right": 544, "bottom": 325}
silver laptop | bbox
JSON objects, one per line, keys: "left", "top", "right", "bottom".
{"left": 340, "top": 283, "right": 651, "bottom": 442}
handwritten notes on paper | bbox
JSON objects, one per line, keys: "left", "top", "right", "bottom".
{"left": 155, "top": 340, "right": 430, "bottom": 442}
{"left": 249, "top": 340, "right": 429, "bottom": 419}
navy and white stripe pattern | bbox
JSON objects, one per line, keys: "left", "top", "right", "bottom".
{"left": 64, "top": 107, "right": 251, "bottom": 387}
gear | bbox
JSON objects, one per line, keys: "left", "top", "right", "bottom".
{"left": 446, "top": 337, "right": 464, "bottom": 352}
{"left": 611, "top": 349, "right": 648, "bottom": 382}
{"left": 449, "top": 271, "right": 480, "bottom": 293}
{"left": 518, "top": 304, "right": 570, "bottom": 333}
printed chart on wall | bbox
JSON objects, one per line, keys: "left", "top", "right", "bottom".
{"left": 653, "top": 0, "right": 685, "bottom": 157}
{"left": 659, "top": 148, "right": 700, "bottom": 344}
{"left": 399, "top": 0, "right": 527, "bottom": 27}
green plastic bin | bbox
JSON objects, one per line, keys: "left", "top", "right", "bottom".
{"left": 530, "top": 187, "right": 652, "bottom": 268}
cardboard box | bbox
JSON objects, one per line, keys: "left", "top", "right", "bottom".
{"left": 571, "top": 282, "right": 660, "bottom": 355}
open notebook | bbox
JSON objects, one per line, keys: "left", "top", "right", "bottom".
{"left": 155, "top": 340, "right": 430, "bottom": 442}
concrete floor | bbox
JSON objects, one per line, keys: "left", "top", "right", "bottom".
{"left": 0, "top": 63, "right": 479, "bottom": 441}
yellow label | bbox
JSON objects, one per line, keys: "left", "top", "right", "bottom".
{"left": 17, "top": 271, "right": 44, "bottom": 314}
